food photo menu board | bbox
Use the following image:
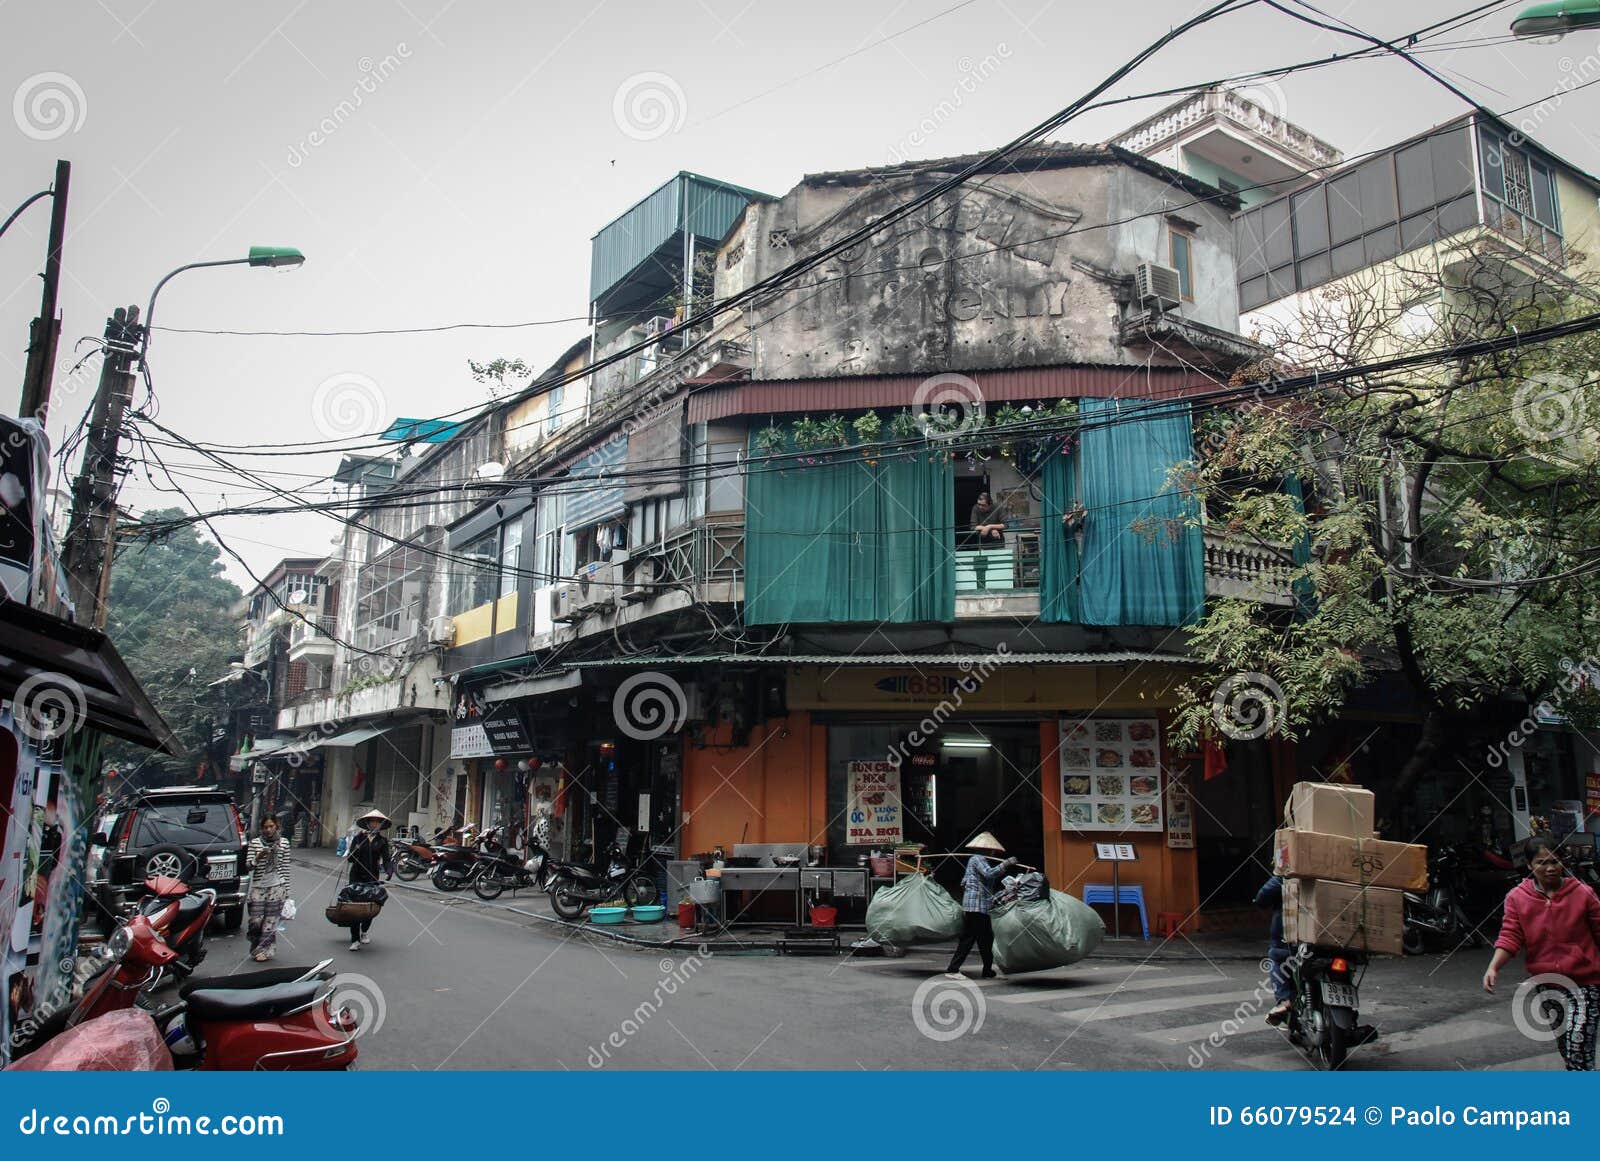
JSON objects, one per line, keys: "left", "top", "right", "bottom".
{"left": 1059, "top": 717, "right": 1163, "bottom": 833}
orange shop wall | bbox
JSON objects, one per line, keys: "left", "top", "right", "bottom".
{"left": 681, "top": 713, "right": 826, "bottom": 855}
{"left": 1038, "top": 718, "right": 1202, "bottom": 932}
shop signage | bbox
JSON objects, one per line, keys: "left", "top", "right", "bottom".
{"left": 1094, "top": 842, "right": 1137, "bottom": 860}
{"left": 1059, "top": 717, "right": 1163, "bottom": 834}
{"left": 451, "top": 703, "right": 534, "bottom": 758}
{"left": 846, "top": 759, "right": 902, "bottom": 845}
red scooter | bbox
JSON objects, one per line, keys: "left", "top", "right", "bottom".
{"left": 136, "top": 873, "right": 216, "bottom": 980}
{"left": 11, "top": 910, "right": 359, "bottom": 1069}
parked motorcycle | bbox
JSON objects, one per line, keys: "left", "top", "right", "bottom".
{"left": 429, "top": 828, "right": 507, "bottom": 892}
{"left": 395, "top": 837, "right": 439, "bottom": 881}
{"left": 544, "top": 840, "right": 658, "bottom": 919}
{"left": 1402, "top": 843, "right": 1514, "bottom": 954}
{"left": 472, "top": 843, "right": 551, "bottom": 900}
{"left": 11, "top": 910, "right": 357, "bottom": 1070}
{"left": 135, "top": 873, "right": 216, "bottom": 980}
{"left": 1284, "top": 945, "right": 1374, "bottom": 1070}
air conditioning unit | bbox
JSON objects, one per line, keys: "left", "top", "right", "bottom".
{"left": 576, "top": 561, "right": 619, "bottom": 614}
{"left": 643, "top": 315, "right": 675, "bottom": 337}
{"left": 621, "top": 554, "right": 664, "bottom": 604}
{"left": 1134, "top": 261, "right": 1182, "bottom": 310}
{"left": 427, "top": 615, "right": 456, "bottom": 646}
{"left": 551, "top": 582, "right": 583, "bottom": 623}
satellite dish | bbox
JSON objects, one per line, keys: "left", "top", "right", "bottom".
{"left": 474, "top": 461, "right": 506, "bottom": 481}
{"left": 287, "top": 589, "right": 309, "bottom": 605}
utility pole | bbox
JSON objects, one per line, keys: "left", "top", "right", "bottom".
{"left": 61, "top": 306, "right": 141, "bottom": 629}
{"left": 18, "top": 160, "right": 70, "bottom": 425}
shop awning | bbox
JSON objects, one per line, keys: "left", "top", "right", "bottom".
{"left": 230, "top": 734, "right": 300, "bottom": 769}
{"left": 0, "top": 600, "right": 181, "bottom": 754}
{"left": 277, "top": 723, "right": 392, "bottom": 758}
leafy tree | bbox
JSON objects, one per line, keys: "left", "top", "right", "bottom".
{"left": 102, "top": 509, "right": 245, "bottom": 783}
{"left": 1170, "top": 243, "right": 1600, "bottom": 800}
{"left": 468, "top": 356, "right": 532, "bottom": 401}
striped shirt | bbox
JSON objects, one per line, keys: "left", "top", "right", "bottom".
{"left": 960, "top": 855, "right": 1006, "bottom": 914}
{"left": 247, "top": 835, "right": 292, "bottom": 901}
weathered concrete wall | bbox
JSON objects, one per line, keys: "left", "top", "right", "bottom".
{"left": 733, "top": 161, "right": 1240, "bottom": 380}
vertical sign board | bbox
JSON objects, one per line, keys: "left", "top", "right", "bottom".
{"left": 846, "top": 760, "right": 902, "bottom": 845}
{"left": 1093, "top": 842, "right": 1138, "bottom": 939}
{"left": 1166, "top": 767, "right": 1195, "bottom": 849}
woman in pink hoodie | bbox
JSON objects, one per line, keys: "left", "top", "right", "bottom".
{"left": 1483, "top": 834, "right": 1600, "bottom": 1070}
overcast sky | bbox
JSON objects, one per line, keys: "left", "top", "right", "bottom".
{"left": 2, "top": 0, "right": 1591, "bottom": 590}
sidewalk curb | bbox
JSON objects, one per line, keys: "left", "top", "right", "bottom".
{"left": 288, "top": 853, "right": 1269, "bottom": 960}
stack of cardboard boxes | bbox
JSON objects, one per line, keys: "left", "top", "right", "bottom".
{"left": 1274, "top": 782, "right": 1427, "bottom": 955}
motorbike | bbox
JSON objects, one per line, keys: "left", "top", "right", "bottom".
{"left": 544, "top": 839, "right": 658, "bottom": 920}
{"left": 1402, "top": 843, "right": 1514, "bottom": 954}
{"left": 135, "top": 873, "right": 217, "bottom": 980}
{"left": 11, "top": 910, "right": 357, "bottom": 1070}
{"left": 429, "top": 828, "right": 502, "bottom": 892}
{"left": 395, "top": 836, "right": 440, "bottom": 881}
{"left": 472, "top": 843, "right": 552, "bottom": 900}
{"left": 1284, "top": 945, "right": 1374, "bottom": 1070}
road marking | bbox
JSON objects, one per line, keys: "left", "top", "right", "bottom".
{"left": 1057, "top": 989, "right": 1263, "bottom": 1023}
{"left": 998, "top": 972, "right": 1224, "bottom": 1005}
{"left": 1142, "top": 1015, "right": 1282, "bottom": 1043}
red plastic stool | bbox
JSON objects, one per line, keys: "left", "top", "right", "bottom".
{"left": 1155, "top": 911, "right": 1187, "bottom": 938}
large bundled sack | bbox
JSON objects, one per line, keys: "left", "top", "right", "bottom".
{"left": 992, "top": 889, "right": 1105, "bottom": 974}
{"left": 866, "top": 873, "right": 963, "bottom": 945}
{"left": 339, "top": 881, "right": 388, "bottom": 906}
{"left": 7, "top": 1009, "right": 171, "bottom": 1071}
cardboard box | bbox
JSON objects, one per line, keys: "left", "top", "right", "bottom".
{"left": 1283, "top": 781, "right": 1376, "bottom": 839}
{"left": 1282, "top": 878, "right": 1404, "bottom": 955}
{"left": 1274, "top": 829, "right": 1427, "bottom": 891}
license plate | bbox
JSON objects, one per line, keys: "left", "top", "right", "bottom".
{"left": 207, "top": 858, "right": 236, "bottom": 881}
{"left": 1321, "top": 981, "right": 1358, "bottom": 1008}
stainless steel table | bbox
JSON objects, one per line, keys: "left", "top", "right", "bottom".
{"left": 717, "top": 867, "right": 801, "bottom": 926}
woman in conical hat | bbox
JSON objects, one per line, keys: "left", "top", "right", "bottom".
{"left": 943, "top": 832, "right": 1016, "bottom": 979}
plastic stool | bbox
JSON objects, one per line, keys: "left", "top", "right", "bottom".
{"left": 1083, "top": 884, "right": 1150, "bottom": 940}
{"left": 1155, "top": 911, "right": 1186, "bottom": 938}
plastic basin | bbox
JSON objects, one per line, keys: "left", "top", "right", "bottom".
{"left": 590, "top": 906, "right": 628, "bottom": 925}
{"left": 630, "top": 905, "right": 666, "bottom": 923}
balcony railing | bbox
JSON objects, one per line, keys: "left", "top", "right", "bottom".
{"left": 287, "top": 613, "right": 337, "bottom": 645}
{"left": 1203, "top": 528, "right": 1296, "bottom": 606}
{"left": 954, "top": 529, "right": 1040, "bottom": 593}
{"left": 630, "top": 520, "right": 744, "bottom": 598}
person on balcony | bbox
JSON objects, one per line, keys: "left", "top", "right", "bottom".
{"left": 970, "top": 492, "right": 1009, "bottom": 542}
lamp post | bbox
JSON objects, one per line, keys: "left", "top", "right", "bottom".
{"left": 61, "top": 246, "right": 305, "bottom": 628}
{"left": 1511, "top": 1, "right": 1600, "bottom": 37}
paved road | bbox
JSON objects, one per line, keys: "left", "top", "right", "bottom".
{"left": 193, "top": 856, "right": 1561, "bottom": 1071}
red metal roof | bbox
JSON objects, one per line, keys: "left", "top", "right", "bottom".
{"left": 686, "top": 364, "right": 1213, "bottom": 423}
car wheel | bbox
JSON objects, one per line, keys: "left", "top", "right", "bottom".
{"left": 142, "top": 845, "right": 195, "bottom": 882}
{"left": 220, "top": 906, "right": 243, "bottom": 933}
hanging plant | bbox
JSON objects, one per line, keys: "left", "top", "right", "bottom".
{"left": 991, "top": 403, "right": 1026, "bottom": 429}
{"left": 792, "top": 416, "right": 824, "bottom": 450}
{"left": 816, "top": 413, "right": 850, "bottom": 448}
{"left": 752, "top": 421, "right": 787, "bottom": 458}
{"left": 852, "top": 409, "right": 882, "bottom": 443}
{"left": 887, "top": 408, "right": 922, "bottom": 442}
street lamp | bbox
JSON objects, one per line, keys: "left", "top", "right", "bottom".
{"left": 141, "top": 245, "right": 305, "bottom": 363}
{"left": 1511, "top": 1, "right": 1600, "bottom": 38}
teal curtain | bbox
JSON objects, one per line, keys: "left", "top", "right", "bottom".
{"left": 1285, "top": 474, "right": 1316, "bottom": 614}
{"left": 1038, "top": 448, "right": 1081, "bottom": 622}
{"left": 1041, "top": 398, "right": 1203, "bottom": 626}
{"left": 745, "top": 438, "right": 954, "bottom": 625}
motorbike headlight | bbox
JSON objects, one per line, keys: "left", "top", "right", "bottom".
{"left": 107, "top": 925, "right": 132, "bottom": 962}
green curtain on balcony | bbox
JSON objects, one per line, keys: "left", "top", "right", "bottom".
{"left": 744, "top": 442, "right": 954, "bottom": 625}
{"left": 1040, "top": 398, "right": 1204, "bottom": 626}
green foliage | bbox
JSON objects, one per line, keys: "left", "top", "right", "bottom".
{"left": 1169, "top": 250, "right": 1600, "bottom": 778}
{"left": 102, "top": 510, "right": 245, "bottom": 780}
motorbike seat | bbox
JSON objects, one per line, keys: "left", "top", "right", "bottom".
{"left": 184, "top": 979, "right": 323, "bottom": 1022}
{"left": 172, "top": 894, "right": 209, "bottom": 926}
{"left": 180, "top": 966, "right": 328, "bottom": 998}
{"left": 565, "top": 865, "right": 605, "bottom": 885}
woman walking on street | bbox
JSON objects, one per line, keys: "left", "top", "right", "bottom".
{"left": 345, "top": 809, "right": 394, "bottom": 951}
{"left": 1483, "top": 833, "right": 1600, "bottom": 1070}
{"left": 246, "top": 816, "right": 292, "bottom": 962}
{"left": 944, "top": 832, "right": 1018, "bottom": 980}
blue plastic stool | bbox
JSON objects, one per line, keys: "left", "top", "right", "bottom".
{"left": 1083, "top": 884, "right": 1150, "bottom": 940}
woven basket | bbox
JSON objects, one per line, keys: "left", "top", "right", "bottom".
{"left": 325, "top": 901, "right": 381, "bottom": 926}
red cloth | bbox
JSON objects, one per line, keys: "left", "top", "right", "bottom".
{"left": 1495, "top": 877, "right": 1600, "bottom": 985}
{"left": 7, "top": 1008, "right": 172, "bottom": 1071}
{"left": 1201, "top": 735, "right": 1228, "bottom": 781}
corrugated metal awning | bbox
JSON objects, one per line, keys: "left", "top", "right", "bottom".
{"left": 686, "top": 364, "right": 1210, "bottom": 424}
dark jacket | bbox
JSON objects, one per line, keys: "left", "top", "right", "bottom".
{"left": 1255, "top": 874, "right": 1285, "bottom": 945}
{"left": 348, "top": 829, "right": 393, "bottom": 884}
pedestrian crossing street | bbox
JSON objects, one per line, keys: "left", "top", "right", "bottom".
{"left": 866, "top": 957, "right": 1563, "bottom": 1070}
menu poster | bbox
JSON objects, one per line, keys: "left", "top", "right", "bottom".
{"left": 847, "top": 760, "right": 903, "bottom": 845}
{"left": 1166, "top": 766, "right": 1195, "bottom": 849}
{"left": 1059, "top": 717, "right": 1163, "bottom": 833}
